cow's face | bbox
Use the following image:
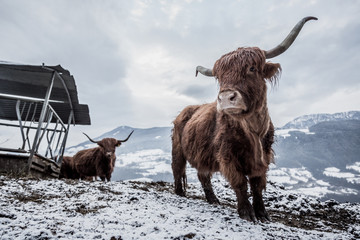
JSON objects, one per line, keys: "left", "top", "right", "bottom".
{"left": 83, "top": 131, "right": 133, "bottom": 163}
{"left": 97, "top": 138, "right": 120, "bottom": 160}
{"left": 213, "top": 47, "right": 281, "bottom": 116}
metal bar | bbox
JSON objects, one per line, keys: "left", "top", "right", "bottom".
{"left": 53, "top": 126, "right": 64, "bottom": 158}
{"left": 24, "top": 102, "right": 33, "bottom": 122}
{"left": 20, "top": 101, "right": 26, "bottom": 118}
{"left": 31, "top": 103, "right": 38, "bottom": 123}
{"left": 55, "top": 71, "right": 75, "bottom": 125}
{"left": 24, "top": 123, "right": 32, "bottom": 150}
{"left": 22, "top": 102, "right": 33, "bottom": 149}
{"left": 26, "top": 102, "right": 39, "bottom": 150}
{"left": 15, "top": 100, "right": 27, "bottom": 148}
{"left": 45, "top": 129, "right": 53, "bottom": 158}
{"left": 57, "top": 110, "right": 73, "bottom": 165}
{"left": 28, "top": 72, "right": 56, "bottom": 170}
{"left": 0, "top": 122, "right": 65, "bottom": 132}
{"left": 41, "top": 67, "right": 75, "bottom": 125}
{"left": 0, "top": 147, "right": 27, "bottom": 153}
{"left": 0, "top": 93, "right": 64, "bottom": 103}
{"left": 45, "top": 119, "right": 59, "bottom": 158}
{"left": 36, "top": 110, "right": 53, "bottom": 152}
{"left": 47, "top": 104, "right": 66, "bottom": 129}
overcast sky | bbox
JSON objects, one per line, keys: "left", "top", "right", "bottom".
{"left": 1, "top": 0, "right": 359, "bottom": 145}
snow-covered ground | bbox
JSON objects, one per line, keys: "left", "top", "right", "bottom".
{"left": 0, "top": 176, "right": 359, "bottom": 239}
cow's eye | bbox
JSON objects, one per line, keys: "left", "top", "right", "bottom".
{"left": 249, "top": 66, "right": 256, "bottom": 72}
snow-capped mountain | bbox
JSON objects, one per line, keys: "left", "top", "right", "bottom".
{"left": 280, "top": 111, "right": 360, "bottom": 129}
{"left": 69, "top": 126, "right": 172, "bottom": 154}
{"left": 65, "top": 111, "right": 360, "bottom": 203}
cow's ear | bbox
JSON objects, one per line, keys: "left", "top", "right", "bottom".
{"left": 263, "top": 62, "right": 281, "bottom": 82}
{"left": 116, "top": 141, "right": 121, "bottom": 147}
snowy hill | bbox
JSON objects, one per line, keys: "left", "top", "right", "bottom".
{"left": 65, "top": 111, "right": 360, "bottom": 203}
{"left": 0, "top": 175, "right": 359, "bottom": 239}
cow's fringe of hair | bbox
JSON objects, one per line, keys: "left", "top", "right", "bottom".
{"left": 213, "top": 47, "right": 265, "bottom": 79}
{"left": 213, "top": 47, "right": 282, "bottom": 89}
{"left": 267, "top": 67, "right": 282, "bottom": 89}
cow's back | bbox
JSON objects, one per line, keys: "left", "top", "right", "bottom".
{"left": 173, "top": 102, "right": 219, "bottom": 172}
{"left": 73, "top": 147, "right": 99, "bottom": 177}
{"left": 59, "top": 156, "right": 79, "bottom": 179}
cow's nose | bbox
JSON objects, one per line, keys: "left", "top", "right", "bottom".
{"left": 218, "top": 91, "right": 237, "bottom": 103}
{"left": 106, "top": 152, "right": 113, "bottom": 158}
{"left": 217, "top": 90, "right": 247, "bottom": 111}
{"left": 218, "top": 90, "right": 239, "bottom": 106}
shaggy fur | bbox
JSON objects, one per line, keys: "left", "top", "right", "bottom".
{"left": 59, "top": 156, "right": 79, "bottom": 179}
{"left": 172, "top": 47, "right": 280, "bottom": 222}
{"left": 72, "top": 138, "right": 121, "bottom": 181}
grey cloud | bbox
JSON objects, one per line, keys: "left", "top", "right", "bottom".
{"left": 0, "top": 0, "right": 359, "bottom": 135}
{"left": 180, "top": 83, "right": 218, "bottom": 100}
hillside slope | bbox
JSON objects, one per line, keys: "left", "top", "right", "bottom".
{"left": 0, "top": 176, "right": 359, "bottom": 239}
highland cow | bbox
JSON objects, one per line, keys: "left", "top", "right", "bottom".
{"left": 72, "top": 131, "right": 134, "bottom": 181}
{"left": 59, "top": 156, "right": 79, "bottom": 179}
{"left": 172, "top": 17, "right": 317, "bottom": 222}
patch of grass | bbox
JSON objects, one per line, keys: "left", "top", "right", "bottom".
{"left": 13, "top": 192, "right": 45, "bottom": 204}
{"left": 75, "top": 204, "right": 107, "bottom": 215}
{"left": 97, "top": 185, "right": 123, "bottom": 195}
{"left": 173, "top": 232, "right": 197, "bottom": 239}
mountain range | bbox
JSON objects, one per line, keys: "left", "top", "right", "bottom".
{"left": 66, "top": 111, "right": 360, "bottom": 203}
{"left": 279, "top": 111, "right": 360, "bottom": 129}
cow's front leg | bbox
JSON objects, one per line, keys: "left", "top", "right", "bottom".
{"left": 106, "top": 174, "right": 111, "bottom": 182}
{"left": 250, "top": 175, "right": 270, "bottom": 222}
{"left": 197, "top": 172, "right": 219, "bottom": 204}
{"left": 219, "top": 154, "right": 256, "bottom": 221}
{"left": 233, "top": 177, "right": 256, "bottom": 222}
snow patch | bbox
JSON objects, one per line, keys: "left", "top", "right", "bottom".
{"left": 276, "top": 128, "right": 315, "bottom": 138}
{"left": 324, "top": 167, "right": 355, "bottom": 178}
{"left": 116, "top": 149, "right": 172, "bottom": 176}
{"left": 347, "top": 162, "right": 360, "bottom": 173}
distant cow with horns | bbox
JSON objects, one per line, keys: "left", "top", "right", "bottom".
{"left": 71, "top": 131, "right": 134, "bottom": 181}
{"left": 171, "top": 17, "right": 317, "bottom": 222}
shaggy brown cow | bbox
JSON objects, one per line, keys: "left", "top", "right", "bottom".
{"left": 59, "top": 156, "right": 80, "bottom": 179}
{"left": 72, "top": 130, "right": 134, "bottom": 181}
{"left": 172, "top": 17, "right": 317, "bottom": 222}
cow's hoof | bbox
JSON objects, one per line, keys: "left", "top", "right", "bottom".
{"left": 175, "top": 189, "right": 186, "bottom": 197}
{"left": 256, "top": 210, "right": 271, "bottom": 222}
{"left": 206, "top": 196, "right": 220, "bottom": 205}
{"left": 238, "top": 206, "right": 256, "bottom": 222}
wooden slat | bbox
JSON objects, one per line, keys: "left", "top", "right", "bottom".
{"left": 0, "top": 147, "right": 27, "bottom": 153}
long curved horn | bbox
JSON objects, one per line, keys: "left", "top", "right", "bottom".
{"left": 119, "top": 130, "right": 134, "bottom": 143}
{"left": 264, "top": 16, "right": 318, "bottom": 59}
{"left": 82, "top": 132, "right": 99, "bottom": 144}
{"left": 196, "top": 66, "right": 213, "bottom": 77}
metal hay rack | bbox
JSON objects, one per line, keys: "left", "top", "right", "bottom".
{"left": 0, "top": 62, "right": 90, "bottom": 178}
